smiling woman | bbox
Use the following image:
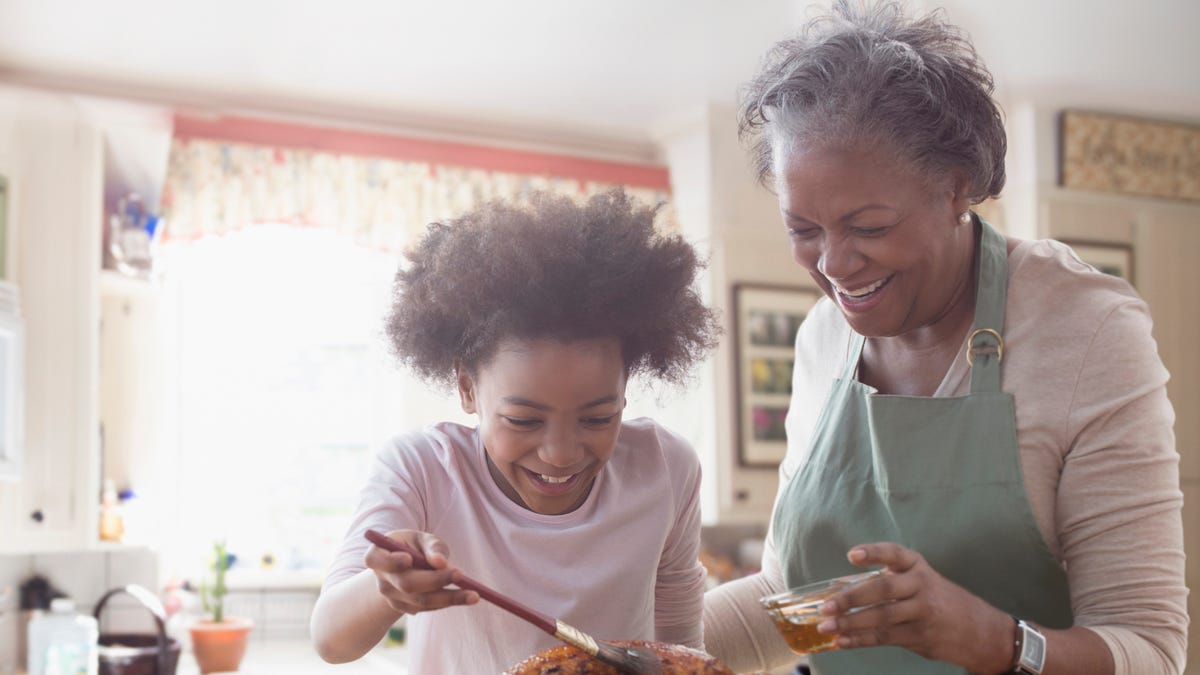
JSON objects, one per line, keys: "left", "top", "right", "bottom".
{"left": 703, "top": 3, "right": 1188, "bottom": 674}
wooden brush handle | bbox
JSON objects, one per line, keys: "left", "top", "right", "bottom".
{"left": 364, "top": 529, "right": 557, "bottom": 635}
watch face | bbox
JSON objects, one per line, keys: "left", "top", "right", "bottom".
{"left": 1020, "top": 623, "right": 1047, "bottom": 671}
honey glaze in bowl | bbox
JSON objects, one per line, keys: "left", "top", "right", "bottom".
{"left": 504, "top": 640, "right": 734, "bottom": 674}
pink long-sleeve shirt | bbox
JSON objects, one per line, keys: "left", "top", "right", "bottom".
{"left": 324, "top": 417, "right": 706, "bottom": 673}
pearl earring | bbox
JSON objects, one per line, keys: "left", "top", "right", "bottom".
{"left": 959, "top": 211, "right": 971, "bottom": 224}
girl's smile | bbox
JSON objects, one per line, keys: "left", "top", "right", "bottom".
{"left": 459, "top": 336, "right": 627, "bottom": 515}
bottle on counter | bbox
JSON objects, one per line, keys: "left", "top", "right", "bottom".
{"left": 98, "top": 478, "right": 125, "bottom": 542}
{"left": 26, "top": 597, "right": 99, "bottom": 675}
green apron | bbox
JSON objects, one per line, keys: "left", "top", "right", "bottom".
{"left": 773, "top": 219, "right": 1074, "bottom": 674}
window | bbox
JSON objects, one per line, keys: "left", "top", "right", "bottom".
{"left": 157, "top": 225, "right": 470, "bottom": 577}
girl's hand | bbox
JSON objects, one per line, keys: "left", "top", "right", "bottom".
{"left": 816, "top": 542, "right": 1014, "bottom": 674}
{"left": 364, "top": 529, "right": 480, "bottom": 615}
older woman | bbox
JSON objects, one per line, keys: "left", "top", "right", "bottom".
{"left": 702, "top": 2, "right": 1187, "bottom": 675}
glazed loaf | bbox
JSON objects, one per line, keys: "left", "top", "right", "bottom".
{"left": 504, "top": 640, "right": 734, "bottom": 675}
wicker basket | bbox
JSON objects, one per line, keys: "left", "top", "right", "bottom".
{"left": 95, "top": 585, "right": 181, "bottom": 675}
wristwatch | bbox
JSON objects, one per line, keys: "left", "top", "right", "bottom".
{"left": 1010, "top": 617, "right": 1046, "bottom": 674}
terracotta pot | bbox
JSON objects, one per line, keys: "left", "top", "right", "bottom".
{"left": 188, "top": 617, "right": 253, "bottom": 674}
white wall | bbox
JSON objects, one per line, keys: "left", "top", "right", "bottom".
{"left": 658, "top": 103, "right": 813, "bottom": 525}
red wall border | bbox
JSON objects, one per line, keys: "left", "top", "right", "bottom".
{"left": 172, "top": 114, "right": 671, "bottom": 191}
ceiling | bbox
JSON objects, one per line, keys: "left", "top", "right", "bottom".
{"left": 0, "top": 0, "right": 1197, "bottom": 160}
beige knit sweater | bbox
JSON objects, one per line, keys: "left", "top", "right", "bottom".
{"left": 703, "top": 238, "right": 1188, "bottom": 674}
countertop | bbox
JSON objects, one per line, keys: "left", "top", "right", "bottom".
{"left": 172, "top": 639, "right": 409, "bottom": 675}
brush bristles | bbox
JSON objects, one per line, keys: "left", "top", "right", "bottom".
{"left": 554, "top": 621, "right": 663, "bottom": 674}
{"left": 594, "top": 642, "right": 664, "bottom": 674}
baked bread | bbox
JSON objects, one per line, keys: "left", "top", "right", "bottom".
{"left": 504, "top": 640, "right": 734, "bottom": 674}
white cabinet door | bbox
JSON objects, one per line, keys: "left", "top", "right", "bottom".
{"left": 0, "top": 163, "right": 22, "bottom": 483}
{"left": 0, "top": 93, "right": 103, "bottom": 553}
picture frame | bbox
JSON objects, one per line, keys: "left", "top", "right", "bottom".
{"left": 1057, "top": 239, "right": 1135, "bottom": 287}
{"left": 731, "top": 283, "right": 820, "bottom": 468}
{"left": 1058, "top": 109, "right": 1200, "bottom": 203}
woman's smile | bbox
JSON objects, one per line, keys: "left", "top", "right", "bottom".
{"left": 831, "top": 274, "right": 895, "bottom": 312}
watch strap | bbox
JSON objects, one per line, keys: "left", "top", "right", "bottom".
{"left": 1009, "top": 615, "right": 1023, "bottom": 671}
{"left": 1009, "top": 616, "right": 1046, "bottom": 674}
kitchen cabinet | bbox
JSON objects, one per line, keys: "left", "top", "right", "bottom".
{"left": 0, "top": 87, "right": 105, "bottom": 553}
{"left": 0, "top": 88, "right": 174, "bottom": 553}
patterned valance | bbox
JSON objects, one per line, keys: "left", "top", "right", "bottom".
{"left": 161, "top": 137, "right": 674, "bottom": 250}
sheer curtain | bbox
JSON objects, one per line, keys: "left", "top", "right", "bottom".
{"left": 162, "top": 136, "right": 675, "bottom": 247}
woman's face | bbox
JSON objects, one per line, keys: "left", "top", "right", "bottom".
{"left": 458, "top": 336, "right": 627, "bottom": 516}
{"left": 772, "top": 140, "right": 973, "bottom": 338}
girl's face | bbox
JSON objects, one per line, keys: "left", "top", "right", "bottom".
{"left": 458, "top": 336, "right": 627, "bottom": 516}
{"left": 772, "top": 140, "right": 974, "bottom": 339}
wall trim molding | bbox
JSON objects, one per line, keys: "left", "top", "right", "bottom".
{"left": 0, "top": 63, "right": 663, "bottom": 167}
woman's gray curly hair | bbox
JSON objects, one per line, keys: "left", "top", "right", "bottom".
{"left": 739, "top": 0, "right": 1006, "bottom": 203}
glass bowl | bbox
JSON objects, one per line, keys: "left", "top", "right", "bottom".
{"left": 759, "top": 569, "right": 883, "bottom": 655}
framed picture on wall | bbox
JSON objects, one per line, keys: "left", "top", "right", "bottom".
{"left": 732, "top": 283, "right": 820, "bottom": 468}
{"left": 1058, "top": 239, "right": 1135, "bottom": 287}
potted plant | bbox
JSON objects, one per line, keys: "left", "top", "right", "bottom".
{"left": 189, "top": 541, "right": 253, "bottom": 673}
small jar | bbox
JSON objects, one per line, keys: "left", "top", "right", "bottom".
{"left": 759, "top": 569, "right": 883, "bottom": 656}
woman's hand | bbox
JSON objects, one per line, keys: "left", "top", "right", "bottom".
{"left": 364, "top": 529, "right": 479, "bottom": 615}
{"left": 817, "top": 542, "right": 1015, "bottom": 674}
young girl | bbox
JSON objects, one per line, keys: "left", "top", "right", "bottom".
{"left": 310, "top": 189, "right": 720, "bottom": 673}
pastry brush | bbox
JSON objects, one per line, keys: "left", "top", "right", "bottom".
{"left": 364, "top": 528, "right": 663, "bottom": 674}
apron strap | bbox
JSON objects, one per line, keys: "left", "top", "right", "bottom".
{"left": 843, "top": 332, "right": 867, "bottom": 380}
{"left": 968, "top": 217, "right": 1009, "bottom": 394}
{"left": 839, "top": 216, "right": 1009, "bottom": 393}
